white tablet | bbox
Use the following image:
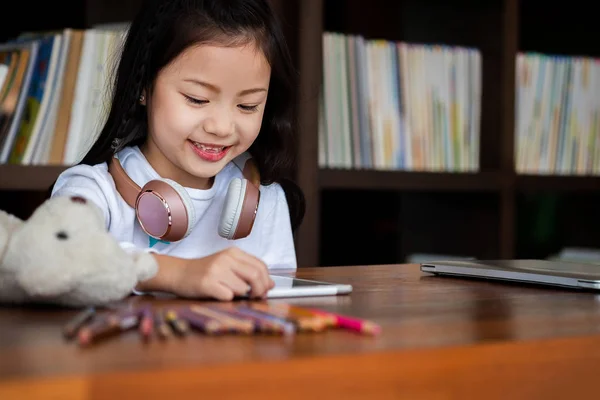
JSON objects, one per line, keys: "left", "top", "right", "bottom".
{"left": 266, "top": 275, "right": 353, "bottom": 298}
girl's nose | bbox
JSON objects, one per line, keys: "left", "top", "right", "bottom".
{"left": 203, "top": 108, "right": 235, "bottom": 137}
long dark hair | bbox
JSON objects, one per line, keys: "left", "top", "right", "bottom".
{"left": 76, "top": 0, "right": 305, "bottom": 231}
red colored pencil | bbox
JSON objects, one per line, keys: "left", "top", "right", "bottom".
{"left": 139, "top": 305, "right": 154, "bottom": 340}
{"left": 305, "top": 308, "right": 381, "bottom": 336}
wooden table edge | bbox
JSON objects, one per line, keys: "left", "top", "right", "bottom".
{"left": 2, "top": 332, "right": 599, "bottom": 399}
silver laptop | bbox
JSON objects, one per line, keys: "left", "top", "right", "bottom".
{"left": 420, "top": 259, "right": 600, "bottom": 290}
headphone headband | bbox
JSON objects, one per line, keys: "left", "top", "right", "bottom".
{"left": 232, "top": 152, "right": 260, "bottom": 189}
{"left": 108, "top": 156, "right": 140, "bottom": 208}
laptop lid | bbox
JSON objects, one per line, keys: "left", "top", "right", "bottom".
{"left": 420, "top": 259, "right": 600, "bottom": 290}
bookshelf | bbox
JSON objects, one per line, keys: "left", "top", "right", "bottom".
{"left": 1, "top": 0, "right": 599, "bottom": 268}
{"left": 295, "top": 0, "right": 516, "bottom": 266}
{"left": 294, "top": 0, "right": 600, "bottom": 267}
{"left": 0, "top": 165, "right": 67, "bottom": 191}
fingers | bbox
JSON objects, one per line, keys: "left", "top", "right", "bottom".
{"left": 227, "top": 248, "right": 273, "bottom": 298}
{"left": 232, "top": 264, "right": 269, "bottom": 298}
{"left": 219, "top": 268, "right": 252, "bottom": 298}
{"left": 211, "top": 282, "right": 235, "bottom": 302}
{"left": 178, "top": 249, "right": 274, "bottom": 301}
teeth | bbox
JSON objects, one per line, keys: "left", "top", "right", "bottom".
{"left": 193, "top": 142, "right": 225, "bottom": 152}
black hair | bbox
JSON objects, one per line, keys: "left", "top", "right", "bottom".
{"left": 74, "top": 0, "right": 305, "bottom": 231}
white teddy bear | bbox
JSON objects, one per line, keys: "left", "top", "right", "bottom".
{"left": 0, "top": 195, "right": 158, "bottom": 307}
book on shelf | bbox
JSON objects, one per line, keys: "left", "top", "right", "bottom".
{"left": 319, "top": 31, "right": 482, "bottom": 173}
{"left": 547, "top": 247, "right": 600, "bottom": 265}
{"left": 515, "top": 52, "right": 600, "bottom": 176}
{"left": 0, "top": 26, "right": 127, "bottom": 167}
{"left": 405, "top": 253, "right": 475, "bottom": 263}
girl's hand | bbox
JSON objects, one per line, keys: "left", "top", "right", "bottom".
{"left": 172, "top": 247, "right": 275, "bottom": 301}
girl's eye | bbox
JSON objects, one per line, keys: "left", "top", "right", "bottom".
{"left": 238, "top": 104, "right": 259, "bottom": 112}
{"left": 184, "top": 95, "right": 207, "bottom": 105}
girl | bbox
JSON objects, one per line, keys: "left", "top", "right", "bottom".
{"left": 50, "top": 0, "right": 305, "bottom": 301}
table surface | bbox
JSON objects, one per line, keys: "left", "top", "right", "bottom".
{"left": 3, "top": 264, "right": 600, "bottom": 399}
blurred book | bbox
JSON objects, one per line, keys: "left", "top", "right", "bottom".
{"left": 547, "top": 247, "right": 600, "bottom": 265}
{"left": 405, "top": 253, "right": 475, "bottom": 263}
{"left": 0, "top": 25, "right": 128, "bottom": 166}
{"left": 515, "top": 52, "right": 600, "bottom": 176}
{"left": 319, "top": 32, "right": 482, "bottom": 173}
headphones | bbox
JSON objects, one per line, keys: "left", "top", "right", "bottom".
{"left": 107, "top": 152, "right": 261, "bottom": 242}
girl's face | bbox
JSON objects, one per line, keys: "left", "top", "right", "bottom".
{"left": 141, "top": 41, "right": 271, "bottom": 189}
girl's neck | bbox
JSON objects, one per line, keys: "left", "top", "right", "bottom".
{"left": 139, "top": 140, "right": 214, "bottom": 190}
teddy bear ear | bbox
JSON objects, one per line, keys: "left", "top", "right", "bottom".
{"left": 70, "top": 196, "right": 87, "bottom": 204}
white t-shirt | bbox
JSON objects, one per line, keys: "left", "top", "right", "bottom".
{"left": 51, "top": 146, "right": 297, "bottom": 270}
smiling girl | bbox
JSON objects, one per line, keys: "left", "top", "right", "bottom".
{"left": 51, "top": 0, "right": 305, "bottom": 301}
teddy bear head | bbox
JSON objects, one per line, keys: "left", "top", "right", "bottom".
{"left": 0, "top": 195, "right": 157, "bottom": 307}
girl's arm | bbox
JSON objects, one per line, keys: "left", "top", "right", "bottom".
{"left": 136, "top": 248, "right": 274, "bottom": 300}
{"left": 134, "top": 253, "right": 185, "bottom": 293}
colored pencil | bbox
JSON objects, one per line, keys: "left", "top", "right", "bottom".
{"left": 207, "top": 304, "right": 282, "bottom": 334}
{"left": 139, "top": 305, "right": 154, "bottom": 340}
{"left": 63, "top": 306, "right": 96, "bottom": 339}
{"left": 77, "top": 312, "right": 139, "bottom": 345}
{"left": 178, "top": 307, "right": 224, "bottom": 335}
{"left": 306, "top": 308, "right": 381, "bottom": 336}
{"left": 191, "top": 305, "right": 254, "bottom": 334}
{"left": 165, "top": 309, "right": 189, "bottom": 336}
{"left": 154, "top": 309, "right": 172, "bottom": 339}
{"left": 65, "top": 301, "right": 382, "bottom": 345}
{"left": 234, "top": 305, "right": 296, "bottom": 335}
{"left": 282, "top": 304, "right": 337, "bottom": 327}
{"left": 250, "top": 302, "right": 327, "bottom": 332}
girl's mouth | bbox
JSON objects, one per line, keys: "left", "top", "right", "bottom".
{"left": 189, "top": 140, "right": 231, "bottom": 162}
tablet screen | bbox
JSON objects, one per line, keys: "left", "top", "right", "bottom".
{"left": 266, "top": 275, "right": 352, "bottom": 298}
{"left": 270, "top": 275, "right": 334, "bottom": 288}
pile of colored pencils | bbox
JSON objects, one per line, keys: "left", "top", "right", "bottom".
{"left": 63, "top": 302, "right": 382, "bottom": 346}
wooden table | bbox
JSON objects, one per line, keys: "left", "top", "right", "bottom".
{"left": 2, "top": 264, "right": 600, "bottom": 399}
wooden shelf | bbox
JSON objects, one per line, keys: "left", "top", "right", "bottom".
{"left": 516, "top": 174, "right": 600, "bottom": 192}
{"left": 319, "top": 169, "right": 504, "bottom": 192}
{"left": 5, "top": 163, "right": 597, "bottom": 194}
{"left": 0, "top": 164, "right": 68, "bottom": 191}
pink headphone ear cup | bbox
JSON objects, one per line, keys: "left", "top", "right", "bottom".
{"left": 219, "top": 178, "right": 245, "bottom": 239}
{"left": 160, "top": 178, "right": 196, "bottom": 239}
{"left": 136, "top": 178, "right": 196, "bottom": 242}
